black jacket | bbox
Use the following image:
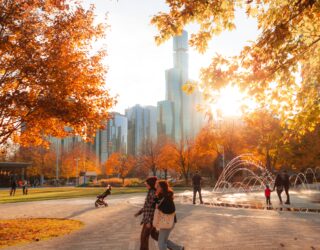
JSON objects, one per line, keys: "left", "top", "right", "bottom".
{"left": 155, "top": 194, "right": 177, "bottom": 223}
{"left": 274, "top": 174, "right": 283, "bottom": 190}
{"left": 158, "top": 196, "right": 176, "bottom": 214}
{"left": 192, "top": 174, "right": 202, "bottom": 187}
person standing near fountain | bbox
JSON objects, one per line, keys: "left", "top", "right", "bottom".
{"left": 282, "top": 170, "right": 291, "bottom": 205}
{"left": 273, "top": 170, "right": 291, "bottom": 205}
{"left": 192, "top": 171, "right": 203, "bottom": 204}
{"left": 273, "top": 172, "right": 284, "bottom": 204}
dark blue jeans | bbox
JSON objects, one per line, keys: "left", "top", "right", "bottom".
{"left": 193, "top": 186, "right": 203, "bottom": 204}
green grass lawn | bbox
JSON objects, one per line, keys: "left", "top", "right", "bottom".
{"left": 0, "top": 186, "right": 147, "bottom": 204}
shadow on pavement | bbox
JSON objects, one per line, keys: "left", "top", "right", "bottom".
{"left": 64, "top": 206, "right": 97, "bottom": 219}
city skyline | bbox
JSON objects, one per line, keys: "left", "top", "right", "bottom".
{"left": 50, "top": 31, "right": 206, "bottom": 165}
{"left": 83, "top": 0, "right": 259, "bottom": 114}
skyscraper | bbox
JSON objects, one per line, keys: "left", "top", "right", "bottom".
{"left": 95, "top": 112, "right": 128, "bottom": 164}
{"left": 159, "top": 30, "right": 204, "bottom": 142}
{"left": 126, "top": 104, "right": 157, "bottom": 155}
{"left": 157, "top": 100, "right": 174, "bottom": 139}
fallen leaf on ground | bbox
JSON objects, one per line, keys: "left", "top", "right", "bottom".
{"left": 0, "top": 218, "right": 83, "bottom": 248}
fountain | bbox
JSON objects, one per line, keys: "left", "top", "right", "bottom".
{"left": 213, "top": 154, "right": 274, "bottom": 193}
{"left": 179, "top": 154, "right": 320, "bottom": 213}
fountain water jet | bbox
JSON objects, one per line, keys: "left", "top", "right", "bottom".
{"left": 179, "top": 155, "right": 320, "bottom": 212}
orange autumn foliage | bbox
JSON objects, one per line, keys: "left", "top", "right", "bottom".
{"left": 61, "top": 143, "right": 101, "bottom": 179}
{"left": 105, "top": 153, "right": 136, "bottom": 186}
{"left": 0, "top": 218, "right": 83, "bottom": 248}
{"left": 0, "top": 0, "right": 115, "bottom": 147}
{"left": 156, "top": 143, "right": 180, "bottom": 179}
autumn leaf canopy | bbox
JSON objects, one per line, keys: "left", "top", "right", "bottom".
{"left": 0, "top": 0, "right": 115, "bottom": 147}
{"left": 152, "top": 0, "right": 320, "bottom": 133}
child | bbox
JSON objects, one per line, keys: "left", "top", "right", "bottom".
{"left": 265, "top": 184, "right": 272, "bottom": 207}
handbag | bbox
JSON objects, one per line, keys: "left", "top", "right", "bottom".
{"left": 153, "top": 199, "right": 175, "bottom": 229}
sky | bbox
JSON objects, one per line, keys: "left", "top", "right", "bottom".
{"left": 83, "top": 0, "right": 259, "bottom": 114}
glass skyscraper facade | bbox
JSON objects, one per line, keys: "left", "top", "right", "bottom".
{"left": 126, "top": 104, "right": 157, "bottom": 155}
{"left": 157, "top": 100, "right": 174, "bottom": 139}
{"left": 95, "top": 112, "right": 128, "bottom": 164}
{"left": 159, "top": 30, "right": 205, "bottom": 142}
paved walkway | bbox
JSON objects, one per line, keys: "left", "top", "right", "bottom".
{"left": 1, "top": 194, "right": 320, "bottom": 250}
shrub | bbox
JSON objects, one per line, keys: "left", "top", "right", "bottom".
{"left": 98, "top": 178, "right": 144, "bottom": 187}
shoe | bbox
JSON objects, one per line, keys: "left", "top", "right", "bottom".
{"left": 285, "top": 201, "right": 290, "bottom": 205}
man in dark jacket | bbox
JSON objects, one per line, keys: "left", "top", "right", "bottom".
{"left": 10, "top": 178, "right": 17, "bottom": 196}
{"left": 273, "top": 169, "right": 291, "bottom": 205}
{"left": 273, "top": 172, "right": 283, "bottom": 204}
{"left": 282, "top": 170, "right": 290, "bottom": 205}
{"left": 192, "top": 171, "right": 203, "bottom": 204}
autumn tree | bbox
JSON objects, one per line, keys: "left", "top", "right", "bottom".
{"left": 61, "top": 142, "right": 101, "bottom": 180}
{"left": 193, "top": 126, "right": 219, "bottom": 180}
{"left": 16, "top": 145, "right": 56, "bottom": 178}
{"left": 137, "top": 137, "right": 171, "bottom": 176}
{"left": 243, "top": 110, "right": 284, "bottom": 171}
{"left": 152, "top": 0, "right": 320, "bottom": 134}
{"left": 278, "top": 126, "right": 320, "bottom": 171}
{"left": 138, "top": 139, "right": 160, "bottom": 176}
{"left": 164, "top": 139, "right": 196, "bottom": 186}
{"left": 105, "top": 152, "right": 136, "bottom": 186}
{"left": 0, "top": 0, "right": 114, "bottom": 147}
{"left": 193, "top": 121, "right": 245, "bottom": 181}
{"left": 156, "top": 143, "right": 179, "bottom": 179}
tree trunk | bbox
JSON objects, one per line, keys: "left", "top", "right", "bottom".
{"left": 184, "top": 173, "right": 189, "bottom": 186}
{"left": 164, "top": 169, "right": 168, "bottom": 180}
{"left": 122, "top": 177, "right": 125, "bottom": 187}
{"left": 152, "top": 164, "right": 157, "bottom": 176}
{"left": 266, "top": 150, "right": 271, "bottom": 172}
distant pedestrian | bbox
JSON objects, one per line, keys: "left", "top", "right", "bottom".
{"left": 273, "top": 172, "right": 284, "bottom": 204}
{"left": 154, "top": 180, "right": 184, "bottom": 250}
{"left": 192, "top": 171, "right": 203, "bottom": 204}
{"left": 10, "top": 179, "right": 17, "bottom": 196}
{"left": 273, "top": 170, "right": 291, "bottom": 205}
{"left": 22, "top": 180, "right": 28, "bottom": 195}
{"left": 265, "top": 184, "right": 272, "bottom": 207}
{"left": 135, "top": 176, "right": 158, "bottom": 250}
{"left": 282, "top": 170, "right": 290, "bottom": 205}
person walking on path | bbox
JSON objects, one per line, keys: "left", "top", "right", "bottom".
{"left": 10, "top": 178, "right": 17, "bottom": 196}
{"left": 264, "top": 184, "right": 272, "bottom": 208}
{"left": 273, "top": 172, "right": 284, "bottom": 204}
{"left": 154, "top": 180, "right": 184, "bottom": 250}
{"left": 192, "top": 171, "right": 203, "bottom": 204}
{"left": 282, "top": 170, "right": 290, "bottom": 205}
{"left": 273, "top": 170, "right": 291, "bottom": 205}
{"left": 135, "top": 176, "right": 158, "bottom": 250}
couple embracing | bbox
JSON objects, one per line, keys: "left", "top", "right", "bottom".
{"left": 135, "top": 177, "right": 184, "bottom": 250}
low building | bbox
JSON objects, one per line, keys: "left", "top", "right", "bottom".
{"left": 79, "top": 171, "right": 97, "bottom": 185}
{"left": 0, "top": 162, "right": 31, "bottom": 187}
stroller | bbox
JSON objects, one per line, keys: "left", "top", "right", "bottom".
{"left": 95, "top": 185, "right": 112, "bottom": 208}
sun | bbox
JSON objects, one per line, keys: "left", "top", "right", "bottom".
{"left": 210, "top": 85, "right": 255, "bottom": 118}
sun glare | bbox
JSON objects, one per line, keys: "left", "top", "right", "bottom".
{"left": 210, "top": 85, "right": 255, "bottom": 118}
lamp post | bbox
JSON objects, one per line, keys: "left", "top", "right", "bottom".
{"left": 74, "top": 158, "right": 80, "bottom": 186}
{"left": 56, "top": 139, "right": 60, "bottom": 185}
{"left": 222, "top": 146, "right": 225, "bottom": 169}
